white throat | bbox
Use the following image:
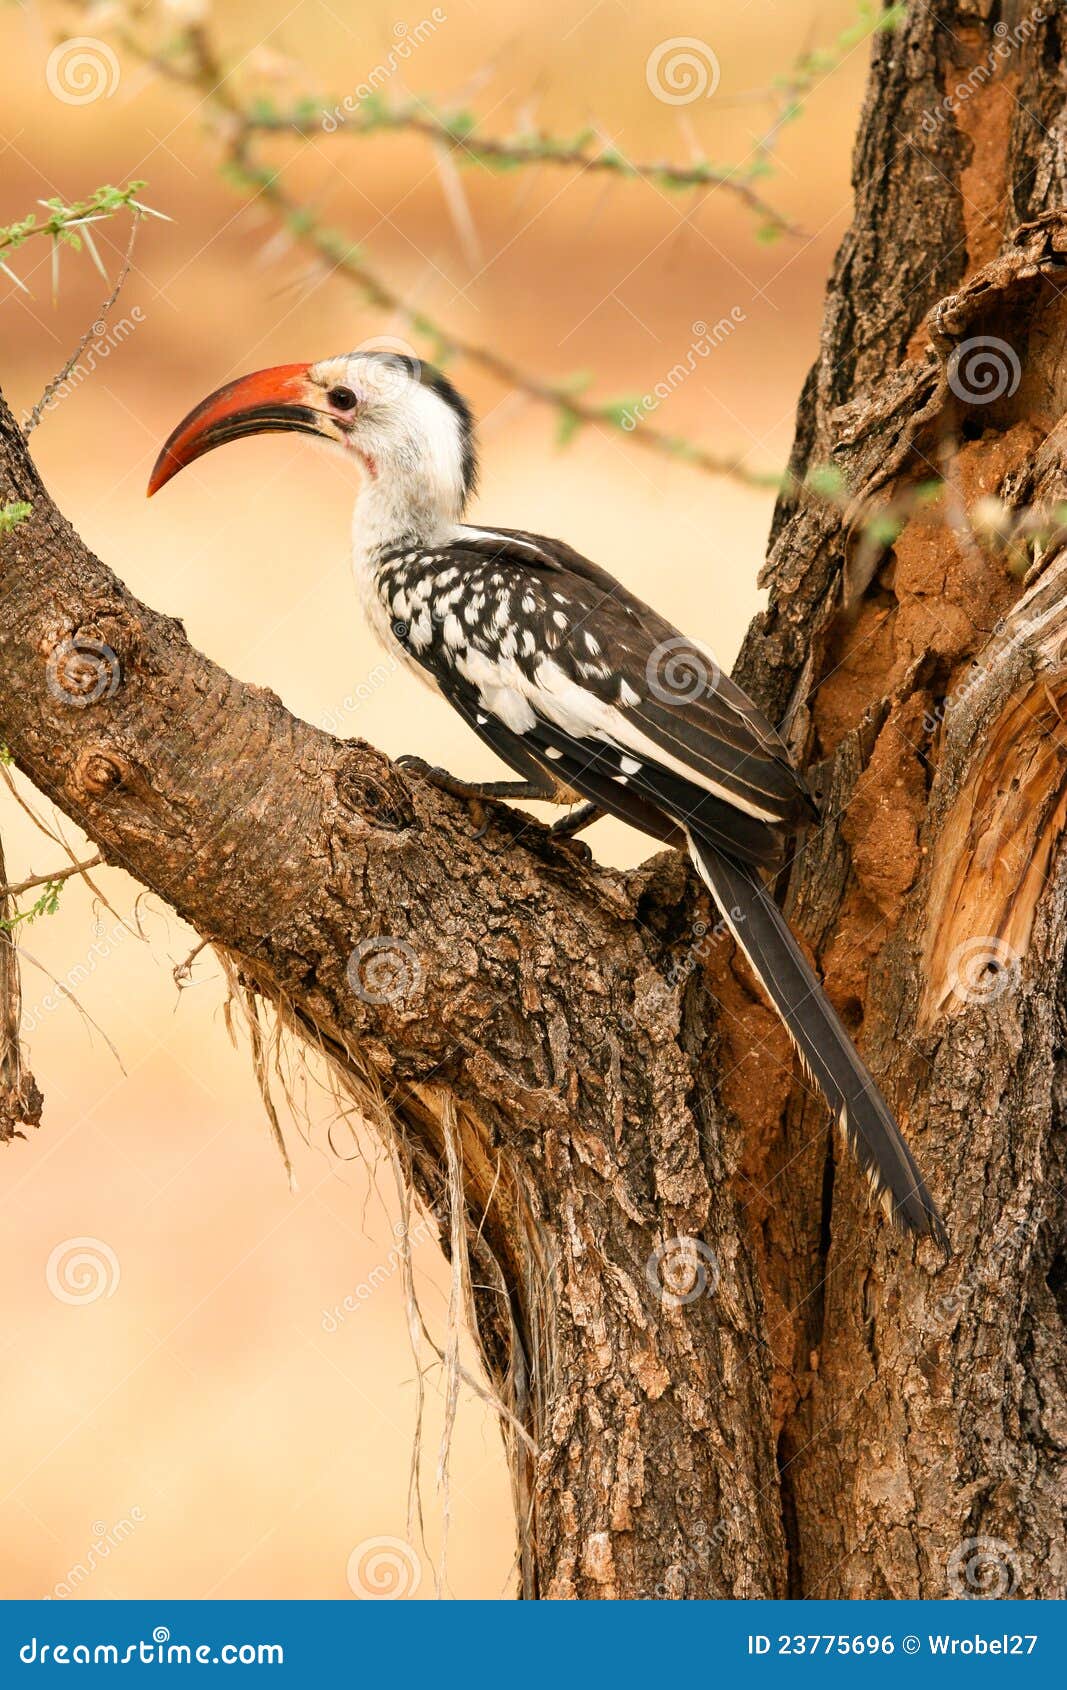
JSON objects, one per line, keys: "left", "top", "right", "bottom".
{"left": 351, "top": 468, "right": 457, "bottom": 563}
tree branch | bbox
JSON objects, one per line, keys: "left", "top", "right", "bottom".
{"left": 247, "top": 100, "right": 800, "bottom": 236}
{"left": 0, "top": 181, "right": 157, "bottom": 297}
{"left": 0, "top": 853, "right": 103, "bottom": 901}
{"left": 0, "top": 381, "right": 784, "bottom": 1597}
{"left": 221, "top": 152, "right": 780, "bottom": 489}
{"left": 97, "top": 18, "right": 783, "bottom": 490}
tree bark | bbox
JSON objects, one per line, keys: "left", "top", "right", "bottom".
{"left": 1, "top": 0, "right": 1064, "bottom": 1599}
{"left": 733, "top": 0, "right": 1067, "bottom": 1599}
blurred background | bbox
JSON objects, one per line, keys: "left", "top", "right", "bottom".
{"left": 1, "top": 0, "right": 871, "bottom": 1599}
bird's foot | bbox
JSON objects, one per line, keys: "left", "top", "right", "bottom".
{"left": 395, "top": 754, "right": 471, "bottom": 801}
{"left": 548, "top": 802, "right": 603, "bottom": 839}
{"left": 395, "top": 755, "right": 490, "bottom": 835}
{"left": 395, "top": 755, "right": 538, "bottom": 841}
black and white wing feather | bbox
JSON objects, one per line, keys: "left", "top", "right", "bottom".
{"left": 380, "top": 527, "right": 814, "bottom": 865}
{"left": 376, "top": 528, "right": 948, "bottom": 1249}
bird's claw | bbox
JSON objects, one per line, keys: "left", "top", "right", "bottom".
{"left": 548, "top": 801, "right": 602, "bottom": 839}
{"left": 395, "top": 754, "right": 438, "bottom": 778}
{"left": 396, "top": 755, "right": 497, "bottom": 844}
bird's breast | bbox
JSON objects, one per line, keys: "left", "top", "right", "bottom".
{"left": 352, "top": 546, "right": 442, "bottom": 696}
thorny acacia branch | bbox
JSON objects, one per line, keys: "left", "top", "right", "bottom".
{"left": 22, "top": 215, "right": 143, "bottom": 438}
{"left": 0, "top": 182, "right": 161, "bottom": 296}
{"left": 246, "top": 100, "right": 801, "bottom": 236}
{"left": 87, "top": 12, "right": 806, "bottom": 488}
{"left": 0, "top": 853, "right": 104, "bottom": 903}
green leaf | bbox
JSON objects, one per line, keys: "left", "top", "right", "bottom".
{"left": 805, "top": 464, "right": 847, "bottom": 498}
{"left": 556, "top": 409, "right": 582, "bottom": 448}
{"left": 0, "top": 879, "right": 65, "bottom": 933}
{"left": 0, "top": 500, "right": 31, "bottom": 535}
{"left": 865, "top": 514, "right": 902, "bottom": 546}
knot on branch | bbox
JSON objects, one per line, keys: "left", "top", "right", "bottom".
{"left": 41, "top": 626, "right": 123, "bottom": 710}
{"left": 73, "top": 747, "right": 128, "bottom": 798}
{"left": 334, "top": 760, "right": 415, "bottom": 832}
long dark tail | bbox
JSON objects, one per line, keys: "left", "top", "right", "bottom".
{"left": 688, "top": 830, "right": 949, "bottom": 1254}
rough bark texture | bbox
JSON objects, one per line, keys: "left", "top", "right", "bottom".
{"left": 1, "top": 0, "right": 1065, "bottom": 1599}
{"left": 733, "top": 0, "right": 1067, "bottom": 1599}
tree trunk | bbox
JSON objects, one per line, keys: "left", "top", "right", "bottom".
{"left": 733, "top": 0, "right": 1067, "bottom": 1599}
{"left": 1, "top": 0, "right": 1064, "bottom": 1599}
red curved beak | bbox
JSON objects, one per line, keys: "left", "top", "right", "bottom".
{"left": 147, "top": 362, "right": 320, "bottom": 495}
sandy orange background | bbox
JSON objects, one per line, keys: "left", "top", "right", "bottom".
{"left": 1, "top": 0, "right": 867, "bottom": 1598}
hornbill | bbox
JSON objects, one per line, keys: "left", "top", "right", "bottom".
{"left": 148, "top": 350, "right": 949, "bottom": 1251}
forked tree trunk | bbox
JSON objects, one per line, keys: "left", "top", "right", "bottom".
{"left": 1, "top": 0, "right": 1064, "bottom": 1599}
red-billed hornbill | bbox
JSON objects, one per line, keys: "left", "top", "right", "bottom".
{"left": 148, "top": 351, "right": 948, "bottom": 1251}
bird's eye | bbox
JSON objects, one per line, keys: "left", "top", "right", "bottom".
{"left": 327, "top": 386, "right": 358, "bottom": 412}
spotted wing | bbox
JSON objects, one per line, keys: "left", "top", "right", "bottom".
{"left": 382, "top": 531, "right": 813, "bottom": 864}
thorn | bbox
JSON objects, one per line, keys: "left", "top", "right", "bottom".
{"left": 81, "top": 225, "right": 109, "bottom": 282}
{"left": 0, "top": 261, "right": 29, "bottom": 294}
{"left": 432, "top": 143, "right": 483, "bottom": 269}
